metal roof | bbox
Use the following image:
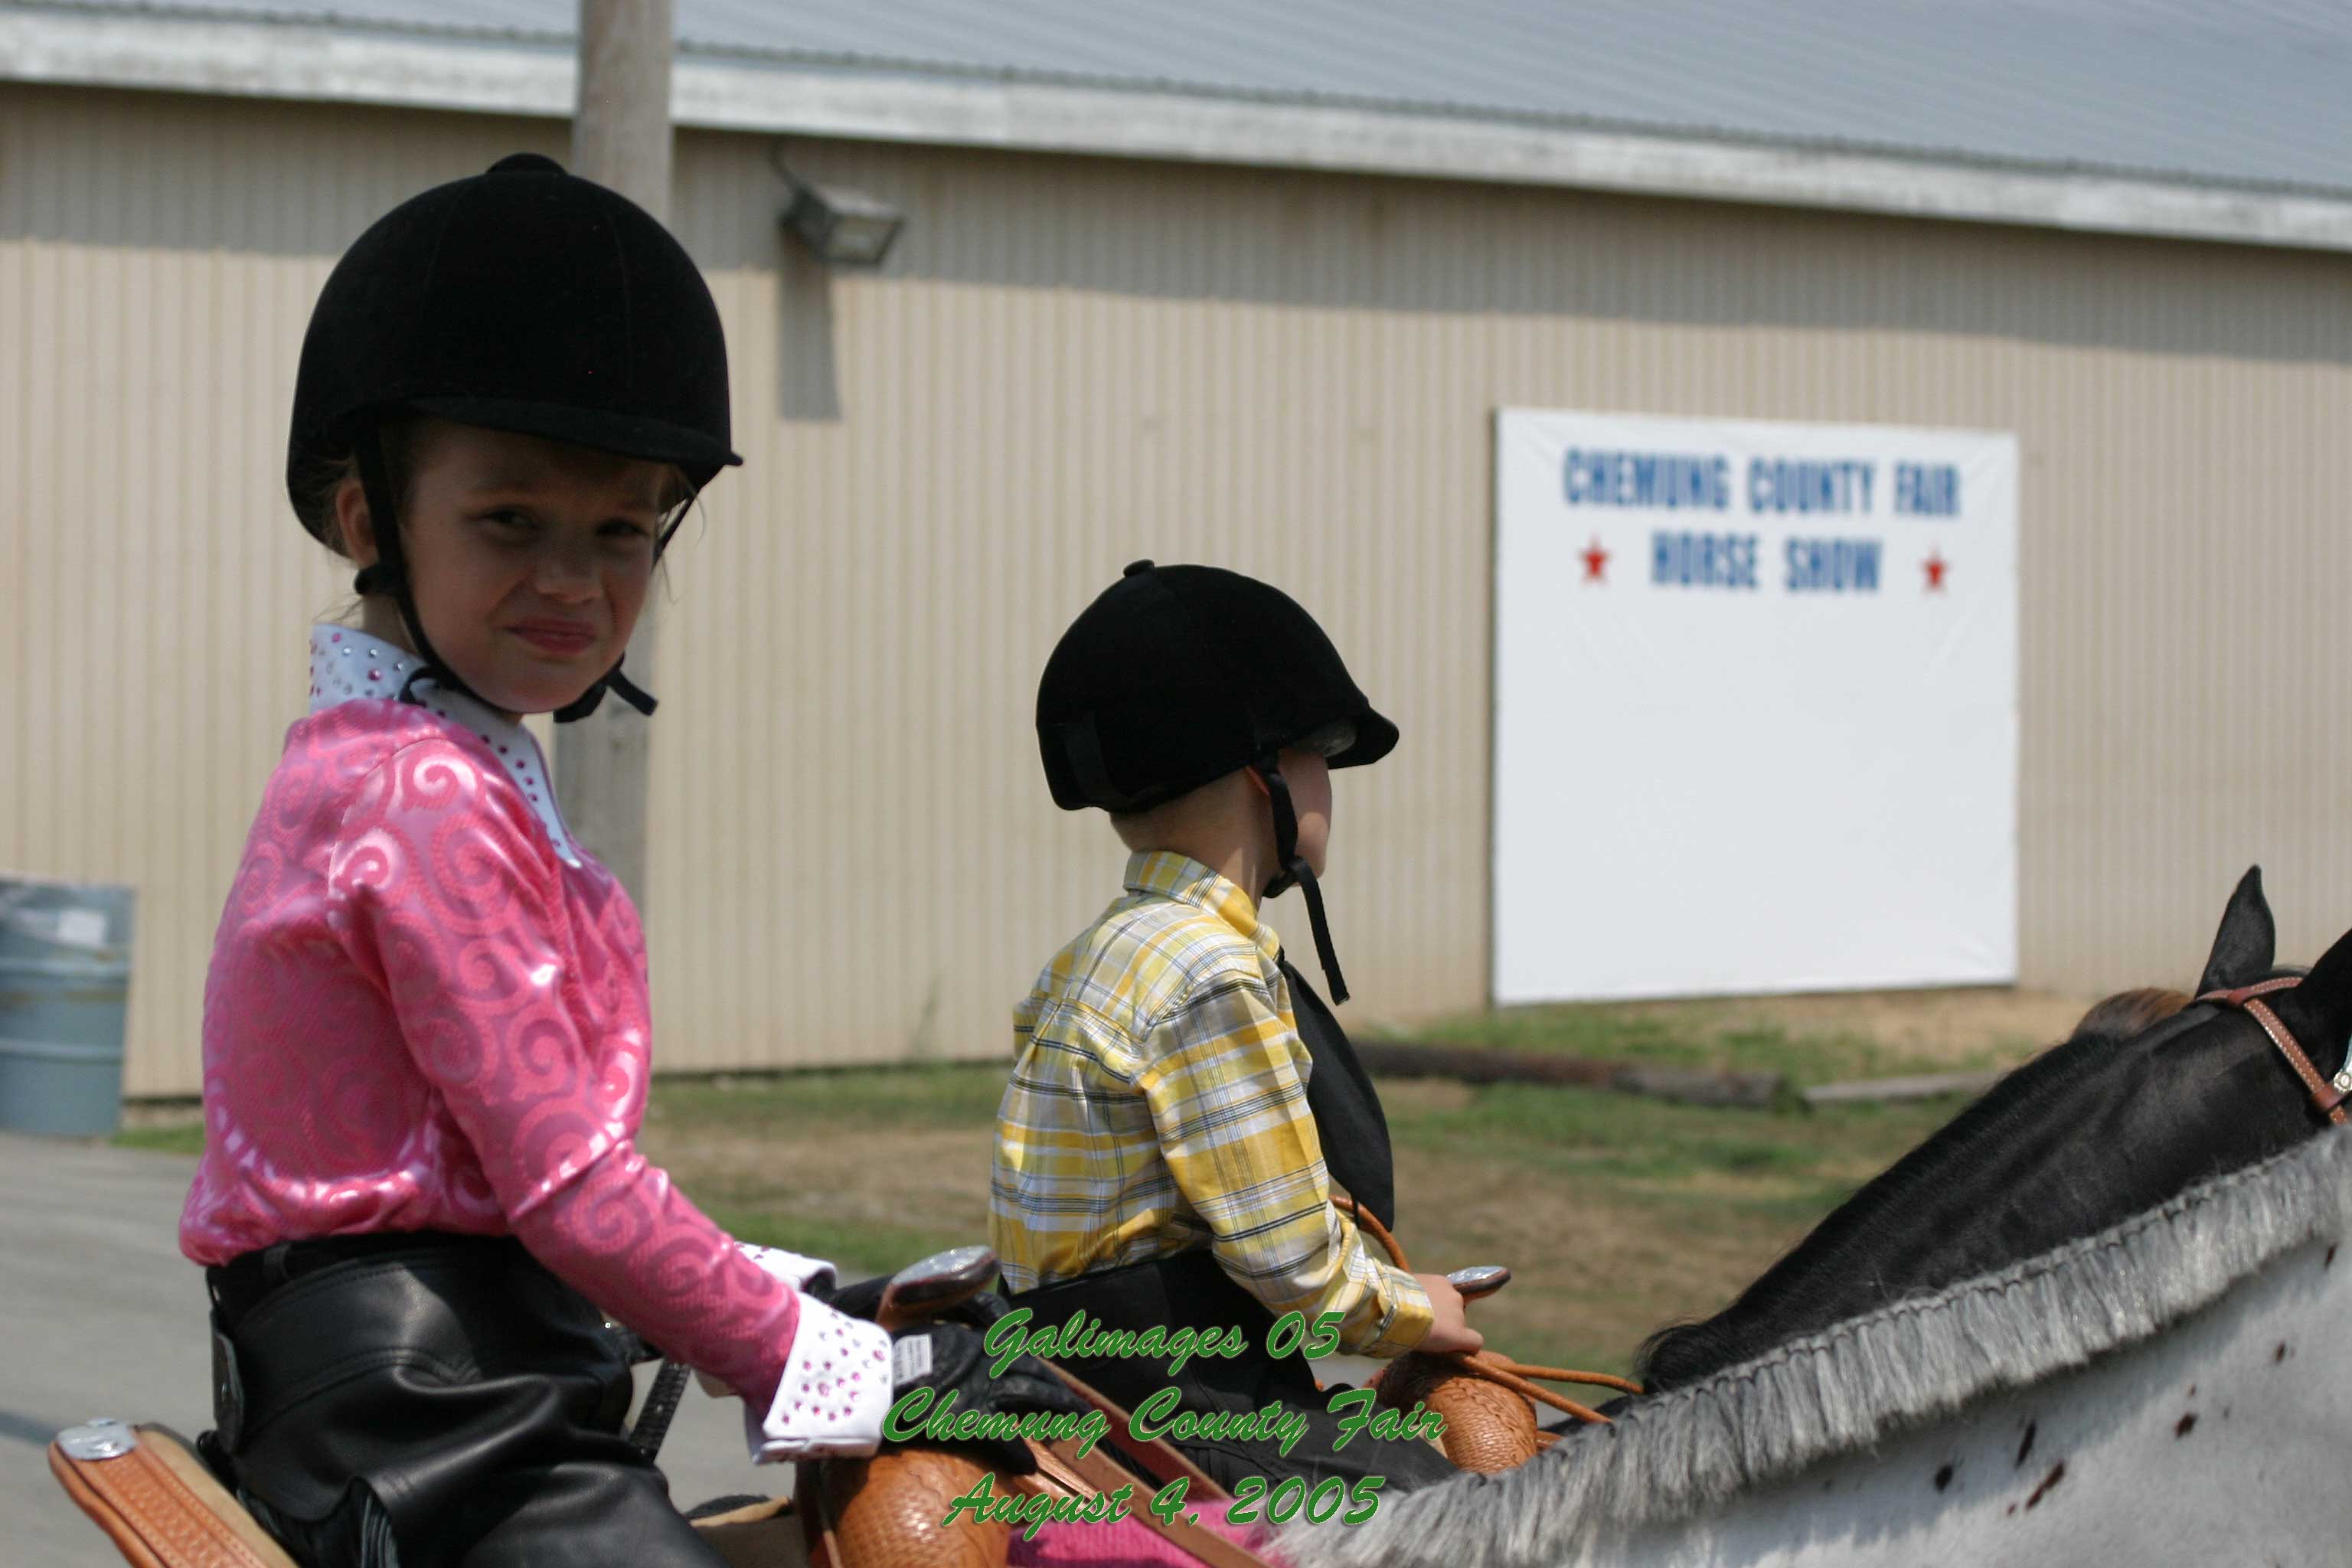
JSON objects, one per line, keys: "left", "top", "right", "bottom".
{"left": 18, "top": 0, "right": 2352, "bottom": 197}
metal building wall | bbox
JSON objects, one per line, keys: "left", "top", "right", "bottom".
{"left": 7, "top": 84, "right": 2352, "bottom": 1093}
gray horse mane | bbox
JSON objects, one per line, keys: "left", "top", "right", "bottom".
{"left": 1280, "top": 1125, "right": 2352, "bottom": 1568}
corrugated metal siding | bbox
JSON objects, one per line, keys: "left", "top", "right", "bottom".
{"left": 650, "top": 136, "right": 1501, "bottom": 1068}
{"left": 0, "top": 87, "right": 577, "bottom": 1094}
{"left": 8, "top": 84, "right": 2352, "bottom": 1093}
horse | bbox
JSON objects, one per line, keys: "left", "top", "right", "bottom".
{"left": 1279, "top": 867, "right": 2352, "bottom": 1567}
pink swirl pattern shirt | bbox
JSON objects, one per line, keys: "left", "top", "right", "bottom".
{"left": 180, "top": 626, "right": 890, "bottom": 1455}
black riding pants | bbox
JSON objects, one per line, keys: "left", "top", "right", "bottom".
{"left": 207, "top": 1233, "right": 724, "bottom": 1568}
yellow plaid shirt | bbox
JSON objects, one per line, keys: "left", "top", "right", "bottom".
{"left": 991, "top": 851, "right": 1433, "bottom": 1357}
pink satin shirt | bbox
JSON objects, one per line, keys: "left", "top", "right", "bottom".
{"left": 181, "top": 629, "right": 850, "bottom": 1429}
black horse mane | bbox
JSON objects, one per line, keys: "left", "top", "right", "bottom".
{"left": 1637, "top": 1006, "right": 2194, "bottom": 1388}
{"left": 1637, "top": 867, "right": 2349, "bottom": 1394}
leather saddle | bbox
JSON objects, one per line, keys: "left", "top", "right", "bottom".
{"left": 47, "top": 1419, "right": 804, "bottom": 1568}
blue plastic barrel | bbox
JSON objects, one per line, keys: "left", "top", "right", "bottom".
{"left": 0, "top": 877, "right": 138, "bottom": 1136}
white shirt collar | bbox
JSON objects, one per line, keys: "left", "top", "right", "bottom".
{"left": 307, "top": 624, "right": 585, "bottom": 868}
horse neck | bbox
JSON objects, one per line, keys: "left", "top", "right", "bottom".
{"left": 1596, "top": 1228, "right": 2352, "bottom": 1568}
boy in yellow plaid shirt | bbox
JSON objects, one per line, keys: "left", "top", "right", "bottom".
{"left": 991, "top": 560, "right": 1478, "bottom": 1495}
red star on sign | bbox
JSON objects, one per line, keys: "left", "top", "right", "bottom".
{"left": 1580, "top": 538, "right": 1610, "bottom": 583}
{"left": 1924, "top": 551, "right": 1949, "bottom": 591}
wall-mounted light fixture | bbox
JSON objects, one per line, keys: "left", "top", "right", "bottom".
{"left": 773, "top": 147, "right": 904, "bottom": 267}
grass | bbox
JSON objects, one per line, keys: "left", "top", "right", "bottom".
{"left": 1374, "top": 1081, "right": 1962, "bottom": 1371}
{"left": 639, "top": 1063, "right": 1972, "bottom": 1376}
{"left": 114, "top": 1122, "right": 207, "bottom": 1156}
{"left": 1401, "top": 998, "right": 2050, "bottom": 1086}
{"left": 118, "top": 990, "right": 2079, "bottom": 1380}
{"left": 648, "top": 1063, "right": 1007, "bottom": 1132}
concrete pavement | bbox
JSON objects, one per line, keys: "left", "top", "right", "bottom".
{"left": 4, "top": 1133, "right": 787, "bottom": 1566}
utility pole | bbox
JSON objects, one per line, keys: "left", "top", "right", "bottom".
{"left": 558, "top": 0, "right": 674, "bottom": 903}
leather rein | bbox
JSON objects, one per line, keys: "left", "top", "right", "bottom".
{"left": 2194, "top": 977, "right": 2350, "bottom": 1126}
{"left": 1336, "top": 1197, "right": 1642, "bottom": 1426}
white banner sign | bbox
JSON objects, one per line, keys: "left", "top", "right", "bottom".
{"left": 1492, "top": 410, "right": 2018, "bottom": 1003}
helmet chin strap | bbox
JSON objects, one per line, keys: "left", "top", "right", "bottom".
{"left": 549, "top": 662, "right": 655, "bottom": 722}
{"left": 549, "top": 495, "right": 694, "bottom": 722}
{"left": 1256, "top": 753, "right": 1349, "bottom": 1005}
{"left": 352, "top": 425, "right": 666, "bottom": 722}
{"left": 354, "top": 429, "right": 485, "bottom": 711}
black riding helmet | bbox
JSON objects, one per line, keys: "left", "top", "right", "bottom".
{"left": 1037, "top": 560, "right": 1397, "bottom": 1002}
{"left": 286, "top": 151, "right": 742, "bottom": 720}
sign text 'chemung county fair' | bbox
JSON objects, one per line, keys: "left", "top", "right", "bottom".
{"left": 1563, "top": 446, "right": 1961, "bottom": 594}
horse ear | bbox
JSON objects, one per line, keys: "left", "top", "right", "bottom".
{"left": 2195, "top": 866, "right": 2275, "bottom": 995}
{"left": 2275, "top": 920, "right": 2352, "bottom": 1073}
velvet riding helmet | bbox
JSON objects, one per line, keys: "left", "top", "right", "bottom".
{"left": 286, "top": 152, "right": 743, "bottom": 720}
{"left": 1035, "top": 560, "right": 1398, "bottom": 1002}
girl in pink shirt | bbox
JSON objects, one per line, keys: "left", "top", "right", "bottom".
{"left": 181, "top": 153, "right": 1079, "bottom": 1568}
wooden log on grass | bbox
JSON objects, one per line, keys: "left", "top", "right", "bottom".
{"left": 1800, "top": 1070, "right": 2003, "bottom": 1107}
{"left": 1354, "top": 1042, "right": 1788, "bottom": 1109}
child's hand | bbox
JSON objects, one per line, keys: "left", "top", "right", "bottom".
{"left": 1413, "top": 1272, "right": 1487, "bottom": 1356}
{"left": 885, "top": 1321, "right": 1088, "bottom": 1475}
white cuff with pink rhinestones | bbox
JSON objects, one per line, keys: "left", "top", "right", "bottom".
{"left": 746, "top": 1295, "right": 893, "bottom": 1463}
{"left": 735, "top": 1242, "right": 839, "bottom": 1296}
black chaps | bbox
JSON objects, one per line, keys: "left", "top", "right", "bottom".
{"left": 206, "top": 1232, "right": 724, "bottom": 1568}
